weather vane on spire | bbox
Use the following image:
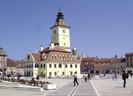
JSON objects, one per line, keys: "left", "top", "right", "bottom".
{"left": 59, "top": 8, "right": 62, "bottom": 12}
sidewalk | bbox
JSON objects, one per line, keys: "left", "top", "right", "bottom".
{"left": 47, "top": 78, "right": 97, "bottom": 96}
{"left": 91, "top": 77, "right": 133, "bottom": 96}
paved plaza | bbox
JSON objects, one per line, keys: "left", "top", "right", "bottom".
{"left": 0, "top": 76, "right": 133, "bottom": 96}
{"left": 91, "top": 76, "right": 133, "bottom": 96}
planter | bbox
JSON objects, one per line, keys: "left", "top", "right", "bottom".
{"left": 43, "top": 84, "right": 56, "bottom": 90}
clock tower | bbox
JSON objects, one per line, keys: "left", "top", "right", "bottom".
{"left": 50, "top": 9, "right": 71, "bottom": 52}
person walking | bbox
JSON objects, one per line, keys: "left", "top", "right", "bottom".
{"left": 74, "top": 73, "right": 79, "bottom": 86}
{"left": 130, "top": 72, "right": 132, "bottom": 77}
{"left": 115, "top": 73, "right": 118, "bottom": 80}
{"left": 83, "top": 74, "right": 88, "bottom": 82}
{"left": 88, "top": 72, "right": 91, "bottom": 80}
{"left": 112, "top": 73, "right": 115, "bottom": 80}
{"left": 31, "top": 77, "right": 35, "bottom": 86}
{"left": 122, "top": 71, "right": 127, "bottom": 88}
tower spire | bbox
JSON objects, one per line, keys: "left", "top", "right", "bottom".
{"left": 50, "top": 9, "right": 70, "bottom": 29}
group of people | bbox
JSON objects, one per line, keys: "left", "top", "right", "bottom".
{"left": 112, "top": 71, "right": 132, "bottom": 88}
{"left": 73, "top": 71, "right": 131, "bottom": 88}
{"left": 73, "top": 72, "right": 91, "bottom": 86}
{"left": 112, "top": 73, "right": 118, "bottom": 80}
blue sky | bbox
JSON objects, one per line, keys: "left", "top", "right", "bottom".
{"left": 0, "top": 0, "right": 133, "bottom": 60}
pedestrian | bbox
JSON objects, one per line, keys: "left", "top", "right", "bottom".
{"left": 17, "top": 74, "right": 20, "bottom": 82}
{"left": 42, "top": 74, "right": 44, "bottom": 78}
{"left": 36, "top": 75, "right": 39, "bottom": 80}
{"left": 31, "top": 77, "right": 35, "bottom": 86}
{"left": 130, "top": 73, "right": 132, "bottom": 77}
{"left": 122, "top": 71, "right": 127, "bottom": 88}
{"left": 83, "top": 74, "right": 87, "bottom": 82}
{"left": 104, "top": 73, "right": 106, "bottom": 78}
{"left": 74, "top": 73, "right": 79, "bottom": 86}
{"left": 115, "top": 73, "right": 117, "bottom": 80}
{"left": 88, "top": 72, "right": 91, "bottom": 80}
{"left": 112, "top": 73, "right": 115, "bottom": 80}
{"left": 126, "top": 73, "right": 129, "bottom": 79}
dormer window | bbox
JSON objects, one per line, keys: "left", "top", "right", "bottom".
{"left": 27, "top": 55, "right": 30, "bottom": 60}
{"left": 54, "top": 30, "right": 56, "bottom": 34}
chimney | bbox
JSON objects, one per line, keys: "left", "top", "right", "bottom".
{"left": 49, "top": 43, "right": 55, "bottom": 49}
{"left": 40, "top": 45, "right": 43, "bottom": 51}
{"left": 96, "top": 56, "right": 98, "bottom": 59}
{"left": 35, "top": 50, "right": 38, "bottom": 53}
{"left": 72, "top": 48, "right": 77, "bottom": 57}
{"left": 115, "top": 55, "right": 117, "bottom": 58}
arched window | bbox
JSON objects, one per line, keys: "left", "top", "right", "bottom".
{"left": 54, "top": 72, "right": 57, "bottom": 76}
{"left": 70, "top": 64, "right": 72, "bottom": 68}
{"left": 49, "top": 64, "right": 52, "bottom": 68}
{"left": 51, "top": 56, "right": 54, "bottom": 59}
{"left": 27, "top": 55, "right": 30, "bottom": 60}
{"left": 49, "top": 72, "right": 52, "bottom": 76}
{"left": 54, "top": 30, "right": 56, "bottom": 34}
{"left": 54, "top": 64, "right": 56, "bottom": 68}
{"left": 59, "top": 63, "right": 62, "bottom": 68}
{"left": 35, "top": 63, "right": 39, "bottom": 68}
{"left": 62, "top": 72, "right": 64, "bottom": 75}
{"left": 65, "top": 64, "right": 67, "bottom": 68}
{"left": 75, "top": 64, "right": 77, "bottom": 68}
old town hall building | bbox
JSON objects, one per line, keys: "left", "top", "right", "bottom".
{"left": 24, "top": 10, "right": 80, "bottom": 78}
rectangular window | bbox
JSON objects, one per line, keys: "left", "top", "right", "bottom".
{"left": 44, "top": 64, "right": 45, "bottom": 68}
{"left": 54, "top": 64, "right": 56, "bottom": 68}
{"left": 49, "top": 64, "right": 52, "bottom": 68}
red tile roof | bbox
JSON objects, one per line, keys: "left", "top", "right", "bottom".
{"left": 81, "top": 57, "right": 96, "bottom": 62}
{"left": 32, "top": 53, "right": 41, "bottom": 62}
{"left": 125, "top": 52, "right": 133, "bottom": 56}
{"left": 7, "top": 59, "right": 23, "bottom": 67}
{"left": 40, "top": 46, "right": 80, "bottom": 62}
{"left": 81, "top": 57, "right": 122, "bottom": 66}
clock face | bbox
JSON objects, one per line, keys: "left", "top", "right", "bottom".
{"left": 62, "top": 30, "right": 65, "bottom": 33}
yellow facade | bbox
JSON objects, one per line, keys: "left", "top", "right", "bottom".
{"left": 39, "top": 61, "right": 80, "bottom": 77}
{"left": 24, "top": 53, "right": 39, "bottom": 78}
